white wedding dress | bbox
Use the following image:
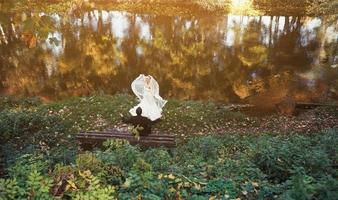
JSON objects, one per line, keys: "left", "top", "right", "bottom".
{"left": 129, "top": 74, "right": 167, "bottom": 121}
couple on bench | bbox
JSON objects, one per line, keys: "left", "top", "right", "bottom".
{"left": 122, "top": 107, "right": 161, "bottom": 136}
{"left": 122, "top": 74, "right": 167, "bottom": 136}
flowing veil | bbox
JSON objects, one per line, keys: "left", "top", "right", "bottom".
{"left": 131, "top": 74, "right": 145, "bottom": 101}
{"left": 131, "top": 74, "right": 167, "bottom": 108}
{"left": 149, "top": 75, "right": 167, "bottom": 108}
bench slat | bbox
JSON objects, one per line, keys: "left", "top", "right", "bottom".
{"left": 78, "top": 138, "right": 175, "bottom": 147}
{"left": 76, "top": 135, "right": 175, "bottom": 142}
{"left": 78, "top": 137, "right": 175, "bottom": 145}
{"left": 76, "top": 129, "right": 176, "bottom": 148}
{"left": 78, "top": 132, "right": 175, "bottom": 141}
{"left": 85, "top": 130, "right": 174, "bottom": 138}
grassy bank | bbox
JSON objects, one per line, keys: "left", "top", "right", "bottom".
{"left": 0, "top": 95, "right": 337, "bottom": 199}
{"left": 0, "top": 94, "right": 247, "bottom": 135}
{"left": 0, "top": 94, "right": 244, "bottom": 171}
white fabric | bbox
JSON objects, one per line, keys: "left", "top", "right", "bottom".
{"left": 129, "top": 74, "right": 167, "bottom": 121}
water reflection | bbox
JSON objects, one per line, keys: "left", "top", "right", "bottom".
{"left": 0, "top": 9, "right": 337, "bottom": 105}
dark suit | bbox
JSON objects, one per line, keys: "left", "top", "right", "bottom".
{"left": 122, "top": 116, "right": 160, "bottom": 136}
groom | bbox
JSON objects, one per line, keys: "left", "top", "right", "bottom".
{"left": 122, "top": 107, "right": 160, "bottom": 136}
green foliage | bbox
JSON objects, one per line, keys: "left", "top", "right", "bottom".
{"left": 0, "top": 96, "right": 42, "bottom": 112}
{"left": 0, "top": 109, "right": 65, "bottom": 143}
{"left": 26, "top": 170, "right": 53, "bottom": 200}
{"left": 1, "top": 130, "right": 337, "bottom": 199}
{"left": 72, "top": 184, "right": 116, "bottom": 200}
{"left": 202, "top": 179, "right": 237, "bottom": 198}
{"left": 122, "top": 159, "right": 154, "bottom": 191}
{"left": 0, "top": 178, "right": 24, "bottom": 200}
{"left": 7, "top": 154, "right": 49, "bottom": 183}
{"left": 161, "top": 99, "right": 245, "bottom": 135}
{"left": 314, "top": 175, "right": 338, "bottom": 200}
{"left": 76, "top": 153, "right": 104, "bottom": 173}
{"left": 0, "top": 96, "right": 337, "bottom": 199}
{"left": 69, "top": 171, "right": 117, "bottom": 200}
{"left": 144, "top": 148, "right": 172, "bottom": 171}
{"left": 251, "top": 134, "right": 332, "bottom": 183}
{"left": 129, "top": 125, "right": 143, "bottom": 140}
{"left": 0, "top": 170, "right": 53, "bottom": 200}
{"left": 182, "top": 136, "right": 222, "bottom": 161}
{"left": 0, "top": 107, "right": 75, "bottom": 169}
{"left": 97, "top": 139, "right": 141, "bottom": 170}
{"left": 103, "top": 138, "right": 130, "bottom": 151}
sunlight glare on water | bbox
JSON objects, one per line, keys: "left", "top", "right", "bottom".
{"left": 0, "top": 1, "right": 337, "bottom": 105}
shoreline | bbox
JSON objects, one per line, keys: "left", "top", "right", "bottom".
{"left": 88, "top": 0, "right": 336, "bottom": 16}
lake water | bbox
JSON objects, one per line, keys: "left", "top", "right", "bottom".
{"left": 0, "top": 2, "right": 337, "bottom": 106}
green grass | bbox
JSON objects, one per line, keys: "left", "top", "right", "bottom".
{"left": 0, "top": 94, "right": 246, "bottom": 169}
{"left": 0, "top": 95, "right": 337, "bottom": 199}
{"left": 0, "top": 94, "right": 246, "bottom": 134}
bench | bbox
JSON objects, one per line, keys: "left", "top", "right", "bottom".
{"left": 76, "top": 128, "right": 176, "bottom": 149}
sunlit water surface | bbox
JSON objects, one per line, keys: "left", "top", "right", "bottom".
{"left": 0, "top": 5, "right": 337, "bottom": 107}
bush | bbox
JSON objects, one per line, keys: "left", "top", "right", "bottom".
{"left": 7, "top": 154, "right": 49, "bottom": 183}
{"left": 2, "top": 131, "right": 338, "bottom": 199}
{"left": 144, "top": 148, "right": 172, "bottom": 171}
{"left": 96, "top": 139, "right": 140, "bottom": 170}
{"left": 76, "top": 153, "right": 105, "bottom": 173}
{"left": 0, "top": 109, "right": 75, "bottom": 168}
{"left": 251, "top": 134, "right": 333, "bottom": 183}
{"left": 0, "top": 96, "right": 42, "bottom": 112}
{"left": 0, "top": 170, "right": 53, "bottom": 200}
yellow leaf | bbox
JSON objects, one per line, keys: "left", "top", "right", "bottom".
{"left": 158, "top": 174, "right": 163, "bottom": 179}
{"left": 252, "top": 182, "right": 259, "bottom": 187}
{"left": 122, "top": 178, "right": 131, "bottom": 188}
{"left": 78, "top": 170, "right": 85, "bottom": 178}
{"left": 169, "top": 187, "right": 176, "bottom": 192}
{"left": 168, "top": 174, "right": 175, "bottom": 180}
{"left": 65, "top": 184, "right": 71, "bottom": 191}
{"left": 79, "top": 170, "right": 92, "bottom": 179}
{"left": 183, "top": 182, "right": 190, "bottom": 187}
{"left": 194, "top": 183, "right": 201, "bottom": 190}
{"left": 66, "top": 180, "right": 77, "bottom": 190}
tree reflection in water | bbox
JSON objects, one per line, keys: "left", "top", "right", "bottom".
{"left": 0, "top": 3, "right": 337, "bottom": 105}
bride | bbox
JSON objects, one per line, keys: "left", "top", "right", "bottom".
{"left": 129, "top": 74, "right": 167, "bottom": 121}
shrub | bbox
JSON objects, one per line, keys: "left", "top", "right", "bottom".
{"left": 76, "top": 153, "right": 105, "bottom": 173}
{"left": 26, "top": 170, "right": 53, "bottom": 200}
{"left": 144, "top": 148, "right": 172, "bottom": 171}
{"left": 0, "top": 178, "right": 24, "bottom": 200}
{"left": 0, "top": 96, "right": 42, "bottom": 112}
{"left": 7, "top": 154, "right": 49, "bottom": 183}
{"left": 250, "top": 135, "right": 332, "bottom": 183}
{"left": 177, "top": 136, "right": 221, "bottom": 162}
{"left": 0, "top": 109, "right": 74, "bottom": 168}
{"left": 0, "top": 170, "right": 53, "bottom": 200}
{"left": 1, "top": 130, "right": 337, "bottom": 199}
{"left": 99, "top": 141, "right": 141, "bottom": 170}
{"left": 102, "top": 139, "right": 130, "bottom": 151}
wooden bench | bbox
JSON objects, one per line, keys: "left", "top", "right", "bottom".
{"left": 76, "top": 128, "right": 176, "bottom": 149}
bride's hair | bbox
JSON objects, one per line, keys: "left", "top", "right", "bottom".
{"left": 144, "top": 76, "right": 151, "bottom": 86}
